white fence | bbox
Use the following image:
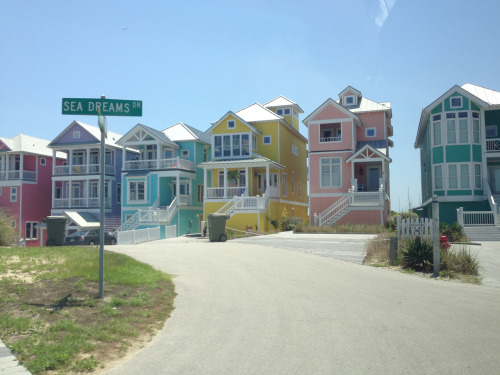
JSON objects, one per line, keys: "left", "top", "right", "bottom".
{"left": 396, "top": 217, "right": 433, "bottom": 239}
{"left": 457, "top": 207, "right": 496, "bottom": 226}
{"left": 117, "top": 227, "right": 160, "bottom": 245}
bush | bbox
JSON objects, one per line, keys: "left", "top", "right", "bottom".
{"left": 387, "top": 211, "right": 418, "bottom": 231}
{"left": 400, "top": 236, "right": 433, "bottom": 273}
{"left": 440, "top": 222, "right": 467, "bottom": 242}
{"left": 0, "top": 209, "right": 17, "bottom": 246}
{"left": 441, "top": 246, "right": 480, "bottom": 276}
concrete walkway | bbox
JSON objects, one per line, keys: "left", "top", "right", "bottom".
{"left": 0, "top": 340, "right": 31, "bottom": 374}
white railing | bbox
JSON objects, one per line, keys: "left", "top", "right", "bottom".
{"left": 215, "top": 188, "right": 270, "bottom": 217}
{"left": 457, "top": 207, "right": 496, "bottom": 226}
{"left": 0, "top": 170, "right": 37, "bottom": 181}
{"left": 486, "top": 138, "right": 500, "bottom": 152}
{"left": 53, "top": 197, "right": 111, "bottom": 208}
{"left": 124, "top": 157, "right": 195, "bottom": 171}
{"left": 117, "top": 227, "right": 161, "bottom": 245}
{"left": 206, "top": 187, "right": 246, "bottom": 199}
{"left": 53, "top": 164, "right": 114, "bottom": 175}
{"left": 320, "top": 136, "right": 341, "bottom": 143}
{"left": 316, "top": 194, "right": 351, "bottom": 226}
{"left": 397, "top": 217, "right": 433, "bottom": 239}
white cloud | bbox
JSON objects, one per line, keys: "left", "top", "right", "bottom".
{"left": 375, "top": 0, "right": 389, "bottom": 28}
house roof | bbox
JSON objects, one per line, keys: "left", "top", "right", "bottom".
{"left": 264, "top": 95, "right": 304, "bottom": 114}
{"left": 0, "top": 134, "right": 66, "bottom": 158}
{"left": 461, "top": 83, "right": 500, "bottom": 105}
{"left": 302, "top": 98, "right": 362, "bottom": 127}
{"left": 414, "top": 84, "right": 492, "bottom": 148}
{"left": 338, "top": 86, "right": 362, "bottom": 99}
{"left": 49, "top": 121, "right": 124, "bottom": 148}
{"left": 206, "top": 111, "right": 262, "bottom": 135}
{"left": 198, "top": 156, "right": 284, "bottom": 170}
{"left": 62, "top": 211, "right": 100, "bottom": 230}
{"left": 236, "top": 103, "right": 283, "bottom": 123}
{"left": 345, "top": 143, "right": 392, "bottom": 163}
{"left": 336, "top": 96, "right": 392, "bottom": 115}
{"left": 163, "top": 122, "right": 211, "bottom": 144}
{"left": 116, "top": 123, "right": 179, "bottom": 148}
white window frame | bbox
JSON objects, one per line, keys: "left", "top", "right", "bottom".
{"left": 263, "top": 135, "right": 272, "bottom": 145}
{"left": 450, "top": 96, "right": 462, "bottom": 108}
{"left": 284, "top": 108, "right": 291, "bottom": 115}
{"left": 320, "top": 157, "right": 342, "bottom": 188}
{"left": 276, "top": 109, "right": 283, "bottom": 116}
{"left": 213, "top": 133, "right": 250, "bottom": 159}
{"left": 73, "top": 131, "right": 80, "bottom": 139}
{"left": 181, "top": 149, "right": 189, "bottom": 158}
{"left": 292, "top": 144, "right": 298, "bottom": 156}
{"left": 433, "top": 115, "right": 441, "bottom": 146}
{"left": 365, "top": 128, "right": 376, "bottom": 137}
{"left": 474, "top": 164, "right": 482, "bottom": 189}
{"left": 472, "top": 112, "right": 480, "bottom": 144}
{"left": 446, "top": 113, "right": 457, "bottom": 144}
{"left": 486, "top": 125, "right": 498, "bottom": 138}
{"left": 10, "top": 187, "right": 17, "bottom": 202}
{"left": 128, "top": 180, "right": 146, "bottom": 203}
{"left": 344, "top": 95, "right": 355, "bottom": 105}
{"left": 434, "top": 165, "right": 443, "bottom": 190}
{"left": 40, "top": 158, "right": 46, "bottom": 165}
{"left": 227, "top": 120, "right": 236, "bottom": 129}
{"left": 25, "top": 221, "right": 38, "bottom": 240}
{"left": 447, "top": 163, "right": 471, "bottom": 190}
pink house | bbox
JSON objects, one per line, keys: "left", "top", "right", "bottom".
{"left": 0, "top": 134, "right": 66, "bottom": 246}
{"left": 303, "top": 86, "right": 393, "bottom": 226}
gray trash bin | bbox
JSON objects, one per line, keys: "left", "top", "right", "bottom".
{"left": 207, "top": 213, "right": 229, "bottom": 242}
{"left": 43, "top": 216, "right": 67, "bottom": 246}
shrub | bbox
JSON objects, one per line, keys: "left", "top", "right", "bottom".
{"left": 400, "top": 236, "right": 433, "bottom": 272}
{"left": 440, "top": 222, "right": 467, "bottom": 242}
{"left": 0, "top": 209, "right": 17, "bottom": 246}
{"left": 441, "top": 245, "right": 480, "bottom": 276}
{"left": 387, "top": 211, "right": 418, "bottom": 231}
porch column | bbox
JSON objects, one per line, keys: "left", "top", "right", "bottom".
{"left": 68, "top": 178, "right": 72, "bottom": 208}
{"left": 351, "top": 161, "right": 355, "bottom": 188}
{"left": 69, "top": 150, "right": 73, "bottom": 175}
{"left": 122, "top": 147, "right": 126, "bottom": 171}
{"left": 245, "top": 166, "right": 249, "bottom": 196}
{"left": 156, "top": 142, "right": 161, "bottom": 169}
{"left": 20, "top": 153, "right": 24, "bottom": 178}
{"left": 203, "top": 168, "right": 207, "bottom": 200}
{"left": 85, "top": 180, "right": 89, "bottom": 208}
{"left": 176, "top": 174, "right": 180, "bottom": 200}
{"left": 52, "top": 150, "right": 56, "bottom": 174}
{"left": 382, "top": 161, "right": 386, "bottom": 191}
{"left": 266, "top": 165, "right": 270, "bottom": 194}
{"left": 51, "top": 179, "right": 55, "bottom": 209}
{"left": 86, "top": 149, "right": 90, "bottom": 173}
{"left": 224, "top": 167, "right": 227, "bottom": 198}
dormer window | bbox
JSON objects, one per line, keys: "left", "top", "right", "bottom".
{"left": 450, "top": 96, "right": 462, "bottom": 108}
{"left": 276, "top": 108, "right": 291, "bottom": 116}
{"left": 227, "top": 120, "right": 235, "bottom": 129}
{"left": 344, "top": 95, "right": 355, "bottom": 106}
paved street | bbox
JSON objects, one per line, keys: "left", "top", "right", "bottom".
{"left": 107, "top": 234, "right": 500, "bottom": 375}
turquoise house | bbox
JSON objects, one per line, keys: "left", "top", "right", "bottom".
{"left": 116, "top": 123, "right": 211, "bottom": 237}
{"left": 414, "top": 83, "right": 500, "bottom": 224}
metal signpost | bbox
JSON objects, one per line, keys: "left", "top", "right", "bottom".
{"left": 62, "top": 96, "right": 142, "bottom": 298}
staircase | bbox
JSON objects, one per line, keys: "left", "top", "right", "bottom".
{"left": 115, "top": 198, "right": 178, "bottom": 234}
{"left": 215, "top": 189, "right": 270, "bottom": 217}
{"left": 104, "top": 214, "right": 122, "bottom": 233}
{"left": 463, "top": 226, "right": 500, "bottom": 242}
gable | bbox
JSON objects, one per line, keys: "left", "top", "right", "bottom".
{"left": 50, "top": 121, "right": 100, "bottom": 146}
{"left": 0, "top": 140, "right": 12, "bottom": 151}
{"left": 311, "top": 102, "right": 351, "bottom": 122}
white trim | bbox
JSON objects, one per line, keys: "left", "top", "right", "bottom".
{"left": 263, "top": 135, "right": 272, "bottom": 145}
{"left": 227, "top": 120, "right": 236, "bottom": 129}
{"left": 307, "top": 117, "right": 353, "bottom": 125}
{"left": 319, "top": 157, "right": 342, "bottom": 189}
{"left": 40, "top": 157, "right": 46, "bottom": 165}
{"left": 10, "top": 186, "right": 17, "bottom": 202}
{"left": 292, "top": 144, "right": 298, "bottom": 156}
{"left": 310, "top": 192, "right": 346, "bottom": 198}
{"left": 181, "top": 149, "right": 190, "bottom": 158}
{"left": 343, "top": 95, "right": 356, "bottom": 106}
{"left": 365, "top": 127, "right": 376, "bottom": 137}
{"left": 450, "top": 96, "right": 463, "bottom": 108}
{"left": 127, "top": 179, "right": 147, "bottom": 204}
{"left": 486, "top": 125, "right": 498, "bottom": 138}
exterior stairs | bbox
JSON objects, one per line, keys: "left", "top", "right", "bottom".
{"left": 463, "top": 226, "right": 500, "bottom": 242}
{"left": 104, "top": 214, "right": 122, "bottom": 233}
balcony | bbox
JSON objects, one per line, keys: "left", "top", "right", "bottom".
{"left": 206, "top": 186, "right": 280, "bottom": 199}
{"left": 486, "top": 138, "right": 500, "bottom": 153}
{"left": 54, "top": 164, "right": 115, "bottom": 176}
{"left": 0, "top": 170, "right": 37, "bottom": 181}
{"left": 320, "top": 136, "right": 342, "bottom": 143}
{"left": 124, "top": 157, "right": 195, "bottom": 172}
{"left": 53, "top": 197, "right": 111, "bottom": 209}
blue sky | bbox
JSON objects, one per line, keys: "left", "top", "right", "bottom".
{"left": 2, "top": 0, "right": 500, "bottom": 212}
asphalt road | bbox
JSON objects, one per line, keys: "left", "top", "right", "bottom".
{"left": 107, "top": 235, "right": 500, "bottom": 375}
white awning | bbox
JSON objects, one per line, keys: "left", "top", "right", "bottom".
{"left": 63, "top": 211, "right": 100, "bottom": 230}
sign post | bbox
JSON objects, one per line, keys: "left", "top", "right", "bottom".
{"left": 62, "top": 96, "right": 142, "bottom": 298}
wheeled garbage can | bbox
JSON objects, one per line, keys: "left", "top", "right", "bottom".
{"left": 207, "top": 213, "right": 229, "bottom": 242}
{"left": 43, "top": 216, "right": 67, "bottom": 246}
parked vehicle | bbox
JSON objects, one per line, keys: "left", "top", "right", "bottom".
{"left": 64, "top": 230, "right": 117, "bottom": 246}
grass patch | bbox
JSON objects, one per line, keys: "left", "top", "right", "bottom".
{"left": 295, "top": 222, "right": 387, "bottom": 234}
{"left": 0, "top": 246, "right": 176, "bottom": 374}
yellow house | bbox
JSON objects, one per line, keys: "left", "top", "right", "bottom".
{"left": 199, "top": 96, "right": 308, "bottom": 233}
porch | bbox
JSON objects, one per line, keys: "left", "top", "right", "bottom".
{"left": 51, "top": 147, "right": 116, "bottom": 176}
{"left": 52, "top": 178, "right": 113, "bottom": 209}
{"left": 123, "top": 157, "right": 195, "bottom": 172}
{"left": 0, "top": 154, "right": 37, "bottom": 181}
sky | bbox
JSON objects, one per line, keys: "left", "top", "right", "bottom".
{"left": 2, "top": 0, "right": 500, "bottom": 212}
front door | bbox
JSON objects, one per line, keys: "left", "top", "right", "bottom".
{"left": 367, "top": 167, "right": 380, "bottom": 191}
{"left": 490, "top": 167, "right": 500, "bottom": 194}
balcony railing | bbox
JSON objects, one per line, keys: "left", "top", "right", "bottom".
{"left": 124, "top": 157, "right": 195, "bottom": 172}
{"left": 206, "top": 186, "right": 280, "bottom": 200}
{"left": 53, "top": 164, "right": 115, "bottom": 176}
{"left": 486, "top": 138, "right": 500, "bottom": 153}
{"left": 53, "top": 197, "right": 111, "bottom": 208}
{"left": 320, "top": 136, "right": 342, "bottom": 143}
{"left": 0, "top": 170, "right": 37, "bottom": 181}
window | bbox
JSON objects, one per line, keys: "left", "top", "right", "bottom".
{"left": 214, "top": 134, "right": 249, "bottom": 158}
{"left": 227, "top": 120, "right": 235, "bottom": 129}
{"left": 291, "top": 172, "right": 295, "bottom": 194}
{"left": 460, "top": 164, "right": 470, "bottom": 188}
{"left": 40, "top": 158, "right": 46, "bottom": 165}
{"left": 298, "top": 182, "right": 301, "bottom": 197}
{"left": 203, "top": 148, "right": 208, "bottom": 162}
{"left": 198, "top": 185, "right": 204, "bottom": 203}
{"left": 25, "top": 222, "right": 38, "bottom": 240}
{"left": 344, "top": 95, "right": 355, "bottom": 105}
{"left": 181, "top": 150, "right": 189, "bottom": 158}
{"left": 459, "top": 114, "right": 468, "bottom": 143}
{"left": 320, "top": 158, "right": 341, "bottom": 188}
{"left": 320, "top": 123, "right": 341, "bottom": 142}
{"left": 472, "top": 112, "right": 480, "bottom": 143}
{"left": 10, "top": 187, "right": 17, "bottom": 202}
{"left": 73, "top": 131, "right": 80, "bottom": 139}
{"left": 292, "top": 144, "right": 298, "bottom": 156}
{"left": 434, "top": 165, "right": 443, "bottom": 190}
{"left": 284, "top": 108, "right": 291, "bottom": 115}
{"left": 474, "top": 164, "right": 482, "bottom": 188}
{"left": 486, "top": 125, "right": 498, "bottom": 138}
{"left": 450, "top": 96, "right": 462, "bottom": 108}
{"left": 448, "top": 165, "right": 458, "bottom": 189}
{"left": 0, "top": 187, "right": 2, "bottom": 195}
{"left": 129, "top": 181, "right": 145, "bottom": 202}
{"left": 447, "top": 113, "right": 456, "bottom": 144}
{"left": 117, "top": 183, "right": 121, "bottom": 204}
{"left": 433, "top": 115, "right": 441, "bottom": 146}
{"left": 263, "top": 135, "right": 272, "bottom": 145}
{"left": 277, "top": 109, "right": 283, "bottom": 116}
{"left": 252, "top": 135, "right": 257, "bottom": 151}
{"left": 282, "top": 173, "right": 287, "bottom": 196}
{"left": 164, "top": 149, "right": 174, "bottom": 159}
{"left": 366, "top": 128, "right": 376, "bottom": 137}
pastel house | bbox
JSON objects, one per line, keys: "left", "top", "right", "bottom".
{"left": 303, "top": 86, "right": 393, "bottom": 226}
{"left": 48, "top": 121, "right": 135, "bottom": 231}
{"left": 116, "top": 122, "right": 210, "bottom": 238}
{"left": 199, "top": 96, "right": 309, "bottom": 232}
{"left": 0, "top": 134, "right": 66, "bottom": 246}
{"left": 414, "top": 83, "right": 500, "bottom": 231}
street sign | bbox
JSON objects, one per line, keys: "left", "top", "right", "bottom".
{"left": 62, "top": 98, "right": 142, "bottom": 116}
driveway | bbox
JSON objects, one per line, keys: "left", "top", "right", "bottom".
{"left": 107, "top": 236, "right": 500, "bottom": 374}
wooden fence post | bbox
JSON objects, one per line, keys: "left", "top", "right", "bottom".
{"left": 432, "top": 195, "right": 440, "bottom": 277}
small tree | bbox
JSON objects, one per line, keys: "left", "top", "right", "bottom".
{"left": 0, "top": 209, "right": 17, "bottom": 246}
{"left": 227, "top": 170, "right": 240, "bottom": 186}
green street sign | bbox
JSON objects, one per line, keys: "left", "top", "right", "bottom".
{"left": 62, "top": 98, "right": 142, "bottom": 116}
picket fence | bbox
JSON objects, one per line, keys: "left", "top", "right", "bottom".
{"left": 116, "top": 225, "right": 177, "bottom": 245}
{"left": 396, "top": 216, "right": 433, "bottom": 239}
